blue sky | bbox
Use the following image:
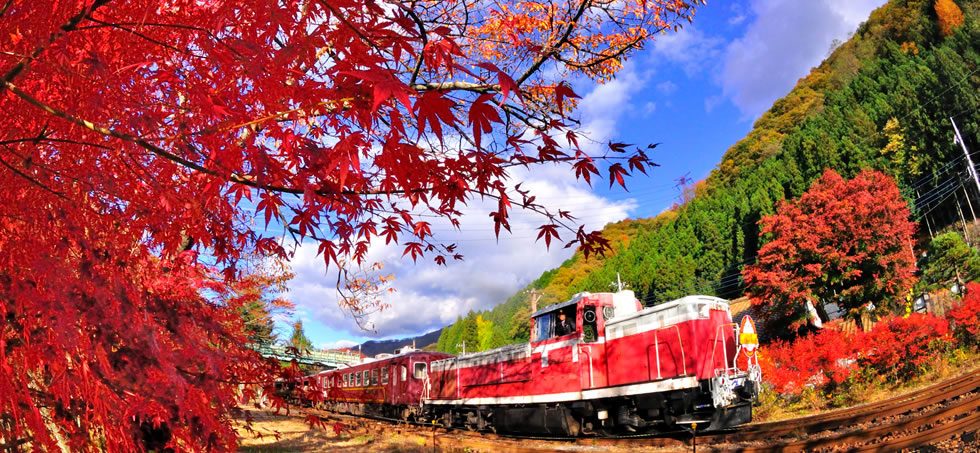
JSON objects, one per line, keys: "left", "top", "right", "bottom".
{"left": 283, "top": 0, "right": 889, "bottom": 350}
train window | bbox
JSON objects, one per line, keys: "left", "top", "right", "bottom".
{"left": 356, "top": 372, "right": 362, "bottom": 386}
{"left": 413, "top": 362, "right": 427, "bottom": 379}
{"left": 381, "top": 367, "right": 389, "bottom": 384}
{"left": 371, "top": 369, "right": 379, "bottom": 385}
{"left": 532, "top": 313, "right": 554, "bottom": 342}
{"left": 401, "top": 365, "right": 408, "bottom": 382}
{"left": 555, "top": 308, "right": 576, "bottom": 337}
{"left": 343, "top": 374, "right": 348, "bottom": 387}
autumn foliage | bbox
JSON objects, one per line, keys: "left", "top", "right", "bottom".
{"left": 0, "top": 0, "right": 702, "bottom": 450}
{"left": 743, "top": 169, "right": 917, "bottom": 333}
{"left": 948, "top": 282, "right": 980, "bottom": 346}
{"left": 760, "top": 313, "right": 952, "bottom": 395}
{"left": 935, "top": 0, "right": 965, "bottom": 37}
{"left": 757, "top": 327, "right": 862, "bottom": 394}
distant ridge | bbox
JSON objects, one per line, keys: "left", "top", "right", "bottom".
{"left": 356, "top": 329, "right": 442, "bottom": 357}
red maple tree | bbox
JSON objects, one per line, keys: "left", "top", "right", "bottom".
{"left": 743, "top": 169, "right": 917, "bottom": 333}
{"left": 0, "top": 0, "right": 701, "bottom": 450}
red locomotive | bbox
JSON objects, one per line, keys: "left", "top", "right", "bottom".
{"left": 299, "top": 290, "right": 761, "bottom": 435}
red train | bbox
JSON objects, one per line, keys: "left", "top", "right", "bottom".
{"left": 297, "top": 290, "right": 761, "bottom": 435}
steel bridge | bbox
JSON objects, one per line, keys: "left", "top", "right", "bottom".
{"left": 251, "top": 344, "right": 361, "bottom": 368}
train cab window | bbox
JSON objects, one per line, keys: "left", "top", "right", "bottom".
{"left": 381, "top": 367, "right": 389, "bottom": 384}
{"left": 401, "top": 365, "right": 408, "bottom": 382}
{"left": 343, "top": 374, "right": 348, "bottom": 387}
{"left": 532, "top": 313, "right": 554, "bottom": 342}
{"left": 555, "top": 308, "right": 576, "bottom": 337}
{"left": 413, "top": 362, "right": 427, "bottom": 379}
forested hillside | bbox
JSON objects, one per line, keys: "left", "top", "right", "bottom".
{"left": 437, "top": 0, "right": 980, "bottom": 353}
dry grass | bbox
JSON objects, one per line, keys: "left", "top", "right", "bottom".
{"left": 233, "top": 407, "right": 432, "bottom": 452}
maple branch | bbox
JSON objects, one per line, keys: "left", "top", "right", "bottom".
{"left": 560, "top": 34, "right": 645, "bottom": 69}
{"left": 147, "top": 97, "right": 355, "bottom": 141}
{"left": 0, "top": 0, "right": 111, "bottom": 94}
{"left": 314, "top": 0, "right": 382, "bottom": 51}
{"left": 0, "top": 149, "right": 69, "bottom": 200}
{"left": 0, "top": 137, "right": 112, "bottom": 150}
{"left": 82, "top": 17, "right": 186, "bottom": 54}
{"left": 401, "top": 6, "right": 428, "bottom": 87}
{"left": 2, "top": 81, "right": 433, "bottom": 200}
{"left": 411, "top": 81, "right": 500, "bottom": 93}
{"left": 515, "top": 0, "right": 591, "bottom": 86}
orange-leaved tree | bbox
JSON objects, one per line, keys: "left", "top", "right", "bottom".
{"left": 742, "top": 169, "right": 917, "bottom": 334}
{"left": 0, "top": 0, "right": 702, "bottom": 450}
{"left": 935, "top": 0, "right": 965, "bottom": 37}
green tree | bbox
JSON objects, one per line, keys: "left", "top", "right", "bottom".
{"left": 461, "top": 311, "right": 480, "bottom": 353}
{"left": 476, "top": 315, "right": 494, "bottom": 351}
{"left": 508, "top": 306, "right": 532, "bottom": 343}
{"left": 289, "top": 319, "right": 313, "bottom": 352}
{"left": 920, "top": 231, "right": 980, "bottom": 289}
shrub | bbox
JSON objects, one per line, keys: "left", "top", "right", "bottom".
{"left": 759, "top": 328, "right": 861, "bottom": 394}
{"left": 859, "top": 313, "right": 951, "bottom": 380}
{"left": 760, "top": 313, "right": 953, "bottom": 396}
{"left": 948, "top": 283, "right": 980, "bottom": 346}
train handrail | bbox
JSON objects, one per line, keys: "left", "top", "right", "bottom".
{"left": 709, "top": 323, "right": 739, "bottom": 377}
{"left": 578, "top": 345, "right": 594, "bottom": 388}
{"left": 646, "top": 325, "right": 687, "bottom": 380}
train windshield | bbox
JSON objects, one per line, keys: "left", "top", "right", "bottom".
{"left": 532, "top": 313, "right": 554, "bottom": 342}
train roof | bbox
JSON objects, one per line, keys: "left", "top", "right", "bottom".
{"left": 309, "top": 349, "right": 451, "bottom": 375}
{"left": 606, "top": 295, "right": 728, "bottom": 327}
{"left": 530, "top": 292, "right": 590, "bottom": 318}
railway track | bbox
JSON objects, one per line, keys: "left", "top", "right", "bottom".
{"left": 305, "top": 369, "right": 980, "bottom": 452}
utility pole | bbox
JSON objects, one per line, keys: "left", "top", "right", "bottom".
{"left": 916, "top": 189, "right": 935, "bottom": 239}
{"left": 964, "top": 183, "right": 977, "bottom": 223}
{"left": 526, "top": 289, "right": 542, "bottom": 314}
{"left": 952, "top": 116, "right": 980, "bottom": 206}
{"left": 455, "top": 341, "right": 466, "bottom": 356}
{"left": 955, "top": 189, "right": 970, "bottom": 241}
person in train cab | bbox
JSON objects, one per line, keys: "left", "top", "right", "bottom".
{"left": 556, "top": 312, "right": 573, "bottom": 336}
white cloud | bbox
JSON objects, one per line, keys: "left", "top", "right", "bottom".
{"left": 319, "top": 339, "right": 359, "bottom": 350}
{"left": 651, "top": 26, "right": 724, "bottom": 77}
{"left": 289, "top": 173, "right": 638, "bottom": 339}
{"left": 656, "top": 81, "right": 678, "bottom": 96}
{"left": 719, "top": 0, "right": 887, "bottom": 119}
{"left": 577, "top": 65, "right": 647, "bottom": 147}
{"left": 729, "top": 3, "right": 747, "bottom": 26}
